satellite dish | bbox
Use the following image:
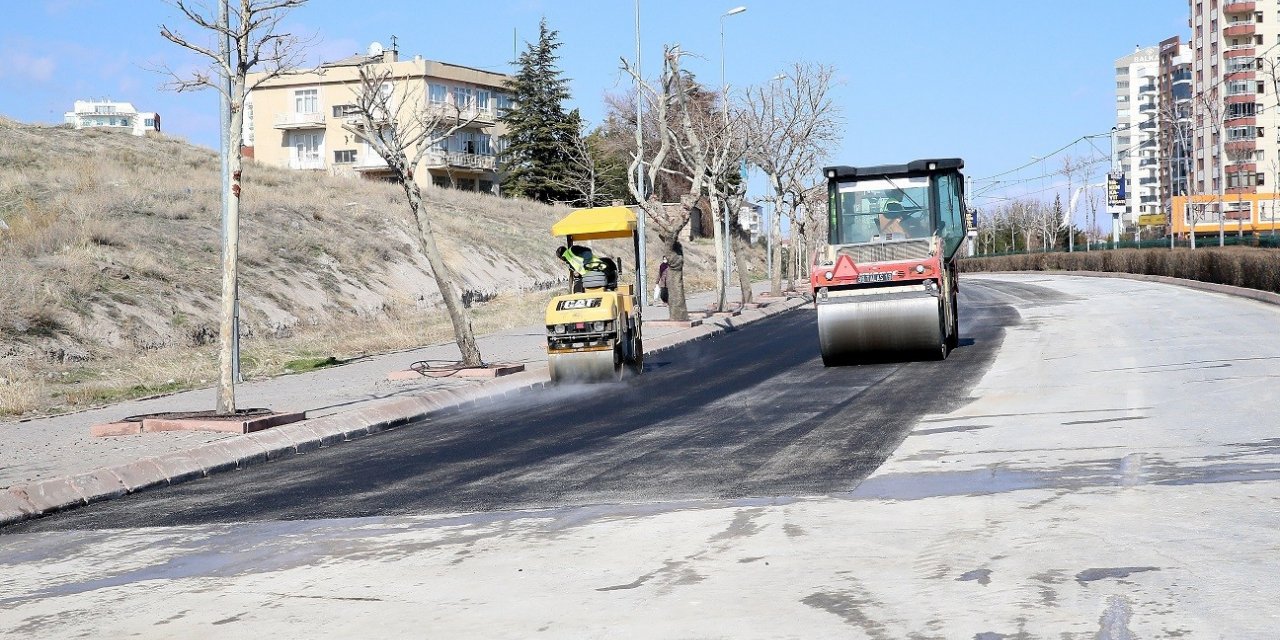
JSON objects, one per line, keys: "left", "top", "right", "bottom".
{"left": 368, "top": 42, "right": 385, "bottom": 57}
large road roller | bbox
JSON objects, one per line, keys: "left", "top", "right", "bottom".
{"left": 813, "top": 158, "right": 967, "bottom": 365}
{"left": 546, "top": 206, "right": 644, "bottom": 383}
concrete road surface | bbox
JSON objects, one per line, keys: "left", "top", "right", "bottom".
{"left": 2, "top": 273, "right": 1278, "bottom": 638}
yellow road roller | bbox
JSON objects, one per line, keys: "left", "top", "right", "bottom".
{"left": 546, "top": 206, "right": 643, "bottom": 383}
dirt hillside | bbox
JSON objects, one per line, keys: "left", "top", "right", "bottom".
{"left": 0, "top": 118, "right": 744, "bottom": 416}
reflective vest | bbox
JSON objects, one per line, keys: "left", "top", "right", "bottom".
{"left": 561, "top": 246, "right": 604, "bottom": 276}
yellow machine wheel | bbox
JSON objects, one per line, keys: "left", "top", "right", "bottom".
{"left": 549, "top": 345, "right": 623, "bottom": 384}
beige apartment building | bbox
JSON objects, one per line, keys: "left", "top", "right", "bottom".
{"left": 1189, "top": 0, "right": 1278, "bottom": 197}
{"left": 245, "top": 43, "right": 513, "bottom": 193}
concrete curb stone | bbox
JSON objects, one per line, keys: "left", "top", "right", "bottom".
{"left": 0, "top": 490, "right": 37, "bottom": 522}
{"left": 15, "top": 478, "right": 86, "bottom": 513}
{"left": 0, "top": 293, "right": 810, "bottom": 529}
{"left": 67, "top": 470, "right": 128, "bottom": 504}
{"left": 108, "top": 458, "right": 169, "bottom": 493}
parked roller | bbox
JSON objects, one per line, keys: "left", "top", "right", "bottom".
{"left": 545, "top": 206, "right": 644, "bottom": 384}
{"left": 812, "top": 159, "right": 968, "bottom": 365}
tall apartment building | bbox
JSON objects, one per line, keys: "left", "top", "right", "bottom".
{"left": 245, "top": 43, "right": 513, "bottom": 193}
{"left": 1158, "top": 36, "right": 1194, "bottom": 215}
{"left": 1112, "top": 46, "right": 1162, "bottom": 225}
{"left": 1189, "top": 0, "right": 1277, "bottom": 199}
{"left": 63, "top": 100, "right": 160, "bottom": 137}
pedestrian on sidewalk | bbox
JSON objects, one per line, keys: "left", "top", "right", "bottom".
{"left": 656, "top": 256, "right": 669, "bottom": 305}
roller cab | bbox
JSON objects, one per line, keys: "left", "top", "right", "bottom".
{"left": 813, "top": 159, "right": 967, "bottom": 365}
{"left": 546, "top": 206, "right": 644, "bottom": 383}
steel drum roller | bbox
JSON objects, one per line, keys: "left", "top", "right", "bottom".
{"left": 548, "top": 348, "right": 622, "bottom": 383}
{"left": 817, "top": 292, "right": 943, "bottom": 363}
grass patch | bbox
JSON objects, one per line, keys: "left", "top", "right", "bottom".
{"left": 282, "top": 356, "right": 341, "bottom": 373}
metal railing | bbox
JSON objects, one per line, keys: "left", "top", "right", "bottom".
{"left": 423, "top": 151, "right": 497, "bottom": 170}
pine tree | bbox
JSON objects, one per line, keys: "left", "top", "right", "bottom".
{"left": 500, "top": 18, "right": 578, "bottom": 203}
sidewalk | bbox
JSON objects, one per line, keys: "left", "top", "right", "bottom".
{"left": 0, "top": 282, "right": 804, "bottom": 493}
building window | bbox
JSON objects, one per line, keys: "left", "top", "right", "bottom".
{"left": 476, "top": 89, "right": 491, "bottom": 112}
{"left": 333, "top": 104, "right": 360, "bottom": 117}
{"left": 334, "top": 149, "right": 357, "bottom": 164}
{"left": 454, "top": 86, "right": 474, "bottom": 110}
{"left": 120, "top": 118, "right": 130, "bottom": 127}
{"left": 480, "top": 180, "right": 494, "bottom": 193}
{"left": 497, "top": 94, "right": 514, "bottom": 116}
{"left": 294, "top": 88, "right": 318, "bottom": 114}
{"left": 144, "top": 118, "right": 154, "bottom": 127}
{"left": 429, "top": 83, "right": 447, "bottom": 104}
{"left": 433, "top": 175, "right": 452, "bottom": 188}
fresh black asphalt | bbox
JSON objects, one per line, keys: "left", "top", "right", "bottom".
{"left": 7, "top": 280, "right": 1027, "bottom": 533}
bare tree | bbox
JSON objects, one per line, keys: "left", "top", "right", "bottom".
{"left": 703, "top": 109, "right": 752, "bottom": 306}
{"left": 550, "top": 118, "right": 616, "bottom": 207}
{"left": 669, "top": 63, "right": 747, "bottom": 311}
{"left": 159, "top": 0, "right": 309, "bottom": 415}
{"left": 743, "top": 63, "right": 839, "bottom": 297}
{"left": 341, "top": 64, "right": 484, "bottom": 367}
{"left": 622, "top": 46, "right": 695, "bottom": 321}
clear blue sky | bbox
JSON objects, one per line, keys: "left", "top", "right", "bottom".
{"left": 1, "top": 0, "right": 1185, "bottom": 207}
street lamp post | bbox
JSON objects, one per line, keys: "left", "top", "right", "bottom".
{"left": 633, "top": 0, "right": 648, "bottom": 307}
{"left": 720, "top": 5, "right": 745, "bottom": 303}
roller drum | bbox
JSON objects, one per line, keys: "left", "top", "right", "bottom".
{"left": 817, "top": 293, "right": 944, "bottom": 364}
{"left": 549, "top": 347, "right": 622, "bottom": 383}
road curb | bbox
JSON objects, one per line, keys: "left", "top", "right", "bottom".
{"left": 973, "top": 270, "right": 1280, "bottom": 307}
{"left": 0, "top": 295, "right": 809, "bottom": 529}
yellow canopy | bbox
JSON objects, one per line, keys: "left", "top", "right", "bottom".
{"left": 551, "top": 206, "right": 637, "bottom": 241}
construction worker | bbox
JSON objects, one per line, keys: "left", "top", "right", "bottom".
{"left": 558, "top": 245, "right": 616, "bottom": 291}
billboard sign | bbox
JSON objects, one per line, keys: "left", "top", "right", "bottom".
{"left": 1107, "top": 173, "right": 1127, "bottom": 208}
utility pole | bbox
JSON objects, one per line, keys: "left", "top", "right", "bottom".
{"left": 720, "top": 6, "right": 745, "bottom": 305}
{"left": 633, "top": 0, "right": 648, "bottom": 308}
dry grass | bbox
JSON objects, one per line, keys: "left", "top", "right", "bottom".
{"left": 0, "top": 117, "right": 746, "bottom": 418}
{"left": 961, "top": 246, "right": 1280, "bottom": 293}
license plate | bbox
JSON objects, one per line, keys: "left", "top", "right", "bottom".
{"left": 857, "top": 272, "right": 895, "bottom": 283}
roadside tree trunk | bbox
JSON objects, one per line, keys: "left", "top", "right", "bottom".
{"left": 659, "top": 227, "right": 689, "bottom": 321}
{"left": 404, "top": 178, "right": 483, "bottom": 366}
{"left": 159, "top": 0, "right": 310, "bottom": 414}
{"left": 342, "top": 64, "right": 484, "bottom": 367}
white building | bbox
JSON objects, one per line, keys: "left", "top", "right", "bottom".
{"left": 738, "top": 201, "right": 763, "bottom": 242}
{"left": 63, "top": 100, "right": 160, "bottom": 137}
{"left": 1112, "top": 46, "right": 1162, "bottom": 225}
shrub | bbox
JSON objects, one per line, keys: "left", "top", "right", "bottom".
{"left": 961, "top": 247, "right": 1280, "bottom": 294}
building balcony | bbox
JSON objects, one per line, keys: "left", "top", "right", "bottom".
{"left": 1225, "top": 139, "right": 1257, "bottom": 153}
{"left": 352, "top": 155, "right": 390, "bottom": 172}
{"left": 1225, "top": 70, "right": 1256, "bottom": 82}
{"left": 1225, "top": 116, "right": 1257, "bottom": 126}
{"left": 275, "top": 112, "right": 326, "bottom": 129}
{"left": 422, "top": 151, "right": 498, "bottom": 171}
{"left": 1225, "top": 46, "right": 1257, "bottom": 58}
{"left": 1224, "top": 0, "right": 1257, "bottom": 14}
{"left": 288, "top": 157, "right": 326, "bottom": 170}
{"left": 424, "top": 104, "right": 497, "bottom": 126}
{"left": 1226, "top": 93, "right": 1257, "bottom": 104}
{"left": 1225, "top": 23, "right": 1256, "bottom": 38}
{"left": 1227, "top": 163, "right": 1257, "bottom": 173}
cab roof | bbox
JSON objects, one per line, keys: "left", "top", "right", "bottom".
{"left": 823, "top": 158, "right": 964, "bottom": 181}
{"left": 551, "top": 206, "right": 637, "bottom": 241}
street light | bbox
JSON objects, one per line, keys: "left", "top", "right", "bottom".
{"left": 633, "top": 0, "right": 648, "bottom": 307}
{"left": 719, "top": 5, "right": 745, "bottom": 304}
